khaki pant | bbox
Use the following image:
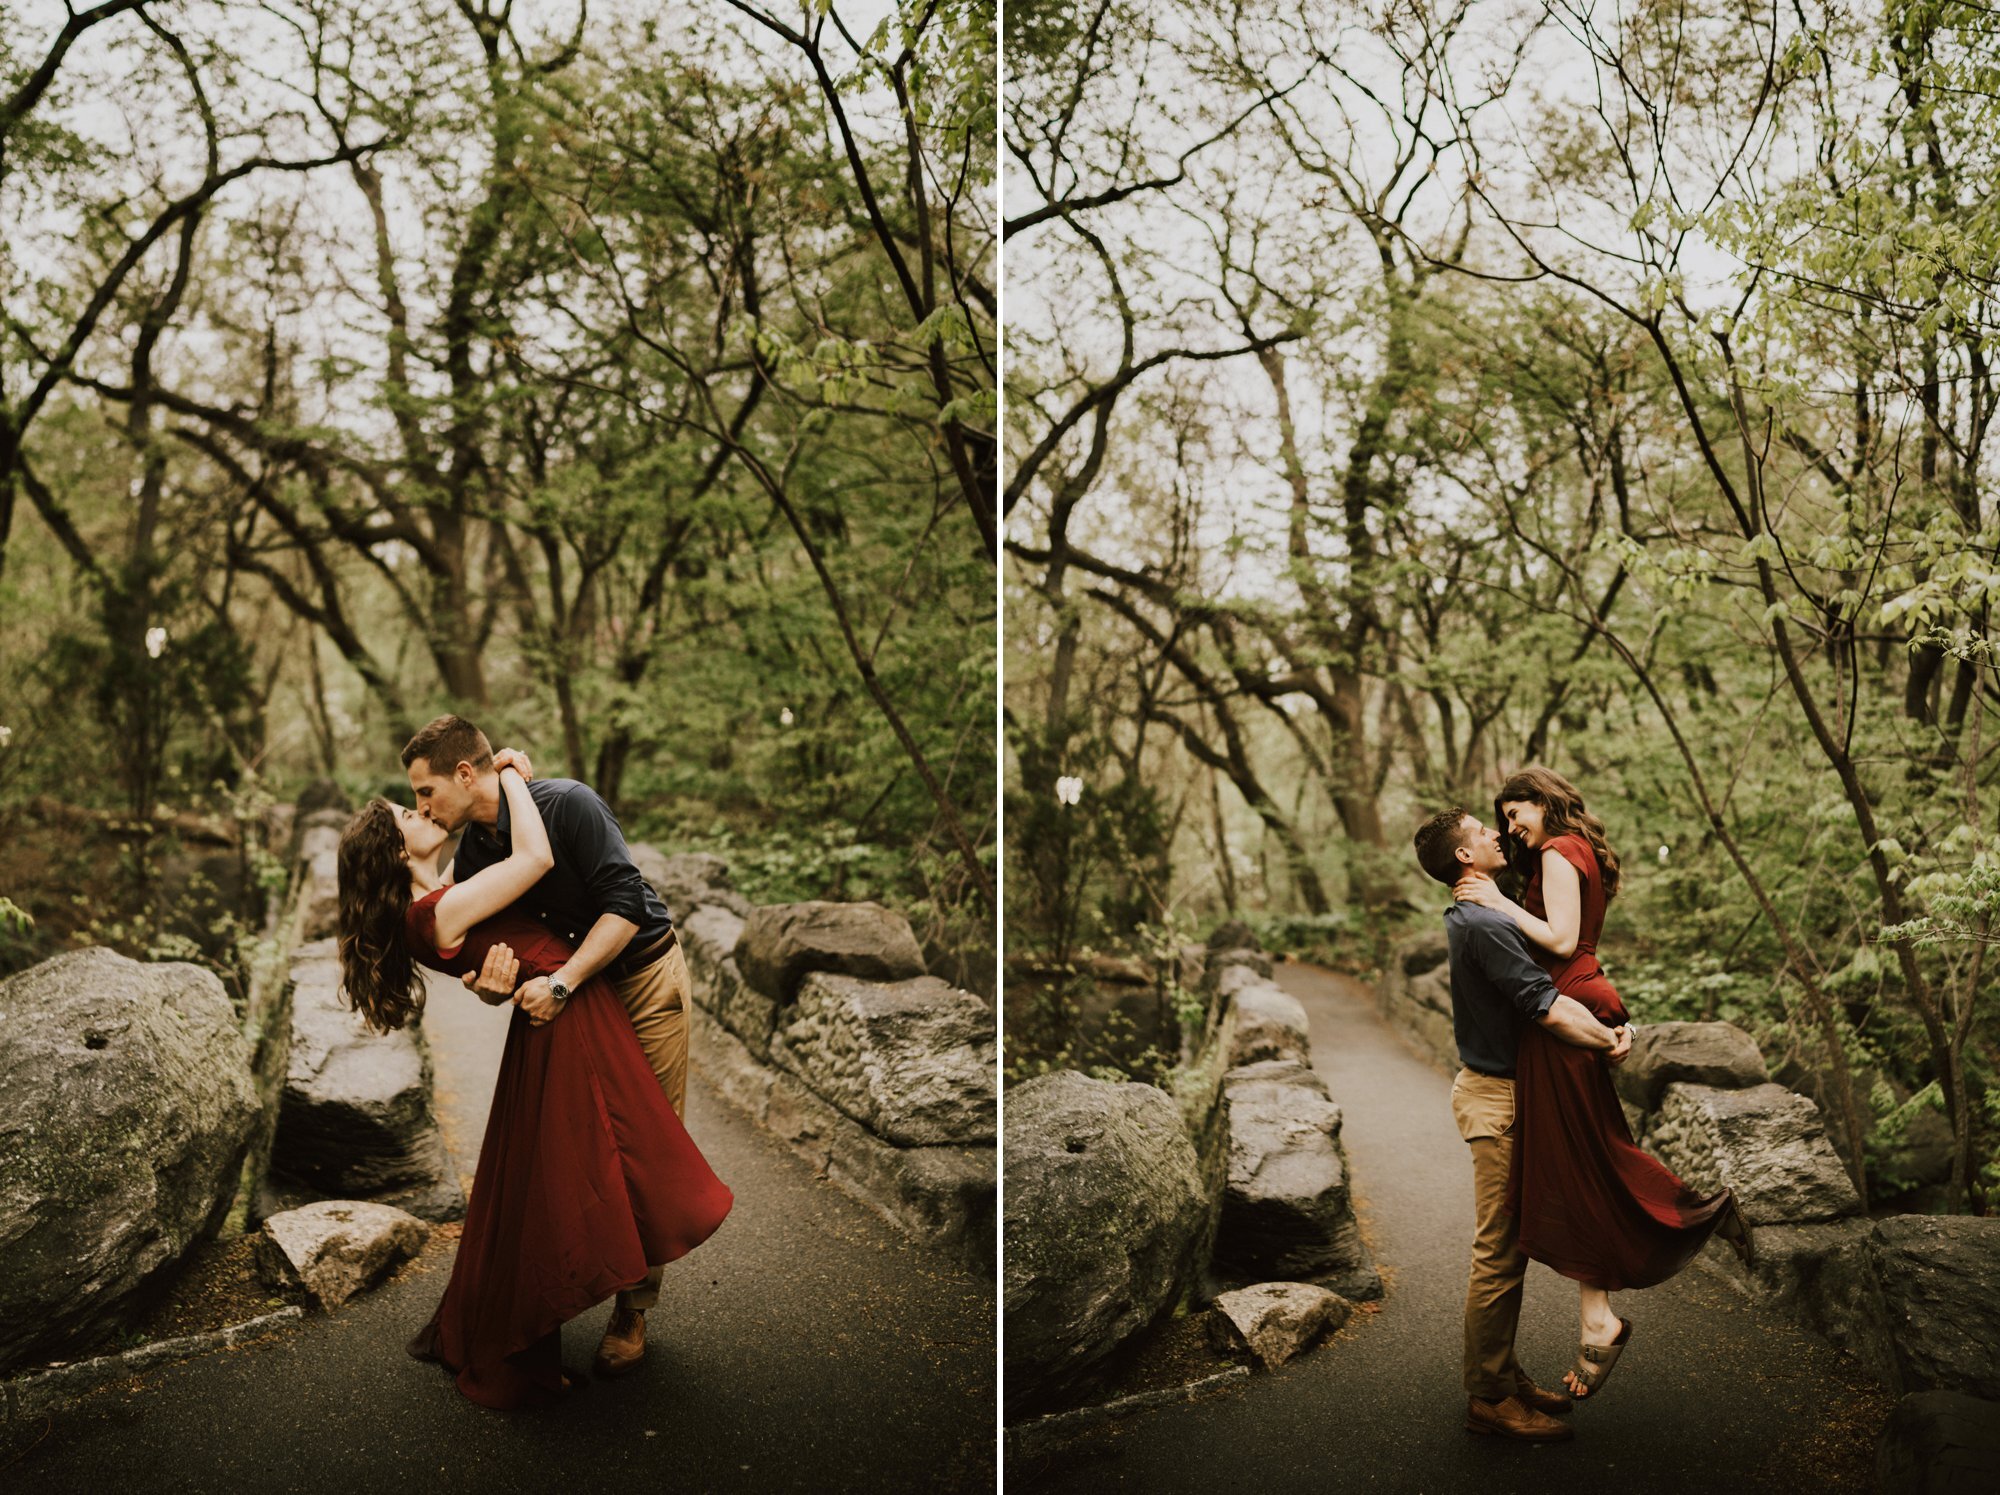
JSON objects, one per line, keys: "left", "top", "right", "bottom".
{"left": 609, "top": 938, "right": 691, "bottom": 1313}
{"left": 1451, "top": 1067, "right": 1531, "bottom": 1399}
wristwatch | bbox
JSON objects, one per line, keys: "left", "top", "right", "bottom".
{"left": 548, "top": 976, "right": 572, "bottom": 1006}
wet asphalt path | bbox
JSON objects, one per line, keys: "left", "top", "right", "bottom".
{"left": 1009, "top": 962, "right": 1888, "bottom": 1494}
{"left": 10, "top": 972, "right": 995, "bottom": 1494}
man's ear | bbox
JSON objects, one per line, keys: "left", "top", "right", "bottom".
{"left": 456, "top": 760, "right": 475, "bottom": 787}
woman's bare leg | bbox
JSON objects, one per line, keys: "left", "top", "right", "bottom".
{"left": 1566, "top": 1286, "right": 1623, "bottom": 1397}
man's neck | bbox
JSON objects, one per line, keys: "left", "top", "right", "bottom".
{"left": 468, "top": 774, "right": 502, "bottom": 827}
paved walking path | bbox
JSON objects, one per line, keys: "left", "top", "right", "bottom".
{"left": 1011, "top": 962, "right": 1889, "bottom": 1494}
{"left": 9, "top": 973, "right": 995, "bottom": 1494}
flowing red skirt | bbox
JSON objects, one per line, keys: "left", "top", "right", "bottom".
{"left": 406, "top": 981, "right": 733, "bottom": 1407}
{"left": 1508, "top": 968, "right": 1731, "bottom": 1291}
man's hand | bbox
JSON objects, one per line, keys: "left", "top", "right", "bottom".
{"left": 1454, "top": 874, "right": 1507, "bottom": 910}
{"left": 1606, "top": 1024, "right": 1633, "bottom": 1066}
{"left": 461, "top": 942, "right": 520, "bottom": 1006}
{"left": 492, "top": 747, "right": 535, "bottom": 782}
{"left": 515, "top": 975, "right": 566, "bottom": 1027}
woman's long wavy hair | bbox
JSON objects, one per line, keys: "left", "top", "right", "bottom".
{"left": 336, "top": 799, "right": 426, "bottom": 1034}
{"left": 1494, "top": 766, "right": 1623, "bottom": 900}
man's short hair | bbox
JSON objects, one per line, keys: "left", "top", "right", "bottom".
{"left": 1413, "top": 806, "right": 1474, "bottom": 885}
{"left": 401, "top": 715, "right": 493, "bottom": 774}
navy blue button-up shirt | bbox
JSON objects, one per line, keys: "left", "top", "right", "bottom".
{"left": 1443, "top": 902, "right": 1560, "bottom": 1077}
{"left": 452, "top": 778, "right": 674, "bottom": 980}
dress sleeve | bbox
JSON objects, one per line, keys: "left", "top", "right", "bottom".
{"left": 1547, "top": 834, "right": 1597, "bottom": 881}
{"left": 405, "top": 889, "right": 461, "bottom": 959}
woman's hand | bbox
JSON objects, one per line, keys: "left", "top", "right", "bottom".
{"left": 492, "top": 747, "right": 534, "bottom": 781}
{"left": 1606, "top": 1024, "right": 1633, "bottom": 1065}
{"left": 461, "top": 942, "right": 519, "bottom": 1006}
{"left": 1454, "top": 875, "right": 1509, "bottom": 911}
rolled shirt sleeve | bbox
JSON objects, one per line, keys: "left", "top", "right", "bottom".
{"left": 548, "top": 783, "right": 654, "bottom": 928}
{"left": 1471, "top": 919, "right": 1561, "bottom": 1022}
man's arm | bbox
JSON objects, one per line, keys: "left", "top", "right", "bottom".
{"left": 512, "top": 782, "right": 650, "bottom": 1022}
{"left": 1471, "top": 915, "right": 1629, "bottom": 1058}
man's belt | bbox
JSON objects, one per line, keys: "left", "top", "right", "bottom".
{"left": 627, "top": 928, "right": 679, "bottom": 967}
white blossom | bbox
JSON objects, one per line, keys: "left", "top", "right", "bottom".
{"left": 1657, "top": 844, "right": 1670, "bottom": 864}
{"left": 779, "top": 707, "right": 795, "bottom": 727}
{"left": 0, "top": 725, "right": 12, "bottom": 748}
{"left": 145, "top": 626, "right": 168, "bottom": 659}
{"left": 1055, "top": 775, "right": 1083, "bottom": 806}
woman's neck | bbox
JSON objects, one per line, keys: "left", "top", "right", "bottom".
{"left": 408, "top": 854, "right": 445, "bottom": 898}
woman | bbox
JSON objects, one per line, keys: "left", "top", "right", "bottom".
{"left": 335, "top": 764, "right": 732, "bottom": 1408}
{"left": 1456, "top": 765, "right": 1746, "bottom": 1402}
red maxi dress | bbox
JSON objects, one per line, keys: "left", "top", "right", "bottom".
{"left": 402, "top": 888, "right": 733, "bottom": 1407}
{"left": 1507, "top": 833, "right": 1731, "bottom": 1290}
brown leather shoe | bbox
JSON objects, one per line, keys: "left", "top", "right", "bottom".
{"left": 1465, "top": 1394, "right": 1574, "bottom": 1442}
{"left": 594, "top": 1307, "right": 646, "bottom": 1377}
{"left": 1515, "top": 1378, "right": 1575, "bottom": 1416}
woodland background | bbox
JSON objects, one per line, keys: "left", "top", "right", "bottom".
{"left": 1004, "top": 0, "right": 1999, "bottom": 1214}
{"left": 0, "top": 0, "right": 995, "bottom": 990}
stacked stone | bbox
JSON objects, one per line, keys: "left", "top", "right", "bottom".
{"left": 1208, "top": 945, "right": 1380, "bottom": 1306}
{"left": 1372, "top": 930, "right": 1458, "bottom": 1072}
{"left": 258, "top": 939, "right": 464, "bottom": 1224}
{"left": 1614, "top": 1018, "right": 2000, "bottom": 1484}
{"left": 645, "top": 851, "right": 994, "bottom": 1274}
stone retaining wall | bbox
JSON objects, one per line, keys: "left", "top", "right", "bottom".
{"left": 1206, "top": 948, "right": 1380, "bottom": 1304}
{"left": 253, "top": 802, "right": 462, "bottom": 1224}
{"left": 1003, "top": 935, "right": 1378, "bottom": 1416}
{"left": 647, "top": 850, "right": 995, "bottom": 1275}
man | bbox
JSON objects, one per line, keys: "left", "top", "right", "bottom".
{"left": 1411, "top": 806, "right": 1633, "bottom": 1443}
{"left": 403, "top": 714, "right": 692, "bottom": 1379}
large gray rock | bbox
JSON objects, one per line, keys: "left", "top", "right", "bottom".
{"left": 255, "top": 1199, "right": 427, "bottom": 1310}
{"left": 735, "top": 901, "right": 927, "bottom": 1003}
{"left": 1876, "top": 1391, "right": 2000, "bottom": 1495}
{"left": 1214, "top": 1060, "right": 1380, "bottom": 1301}
{"left": 295, "top": 812, "right": 345, "bottom": 942}
{"left": 631, "top": 845, "right": 753, "bottom": 919}
{"left": 1227, "top": 982, "right": 1310, "bottom": 1067}
{"left": 0, "top": 949, "right": 259, "bottom": 1371}
{"left": 1206, "top": 919, "right": 1261, "bottom": 952}
{"left": 1614, "top": 1021, "right": 1769, "bottom": 1112}
{"left": 1757, "top": 1217, "right": 2000, "bottom": 1401}
{"left": 1399, "top": 932, "right": 1449, "bottom": 977}
{"left": 1866, "top": 1217, "right": 2000, "bottom": 1399}
{"left": 1004, "top": 1072, "right": 1206, "bottom": 1411}
{"left": 1373, "top": 933, "right": 1459, "bottom": 1074}
{"left": 692, "top": 1004, "right": 991, "bottom": 1270}
{"left": 1206, "top": 948, "right": 1274, "bottom": 983}
{"left": 768, "top": 972, "right": 995, "bottom": 1146}
{"left": 1647, "top": 1082, "right": 1862, "bottom": 1226}
{"left": 266, "top": 941, "right": 463, "bottom": 1223}
{"left": 680, "top": 905, "right": 779, "bottom": 1057}
{"left": 1208, "top": 1281, "right": 1353, "bottom": 1369}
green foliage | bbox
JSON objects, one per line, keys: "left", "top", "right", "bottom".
{"left": 1005, "top": 716, "right": 1171, "bottom": 964}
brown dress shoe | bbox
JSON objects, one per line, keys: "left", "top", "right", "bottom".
{"left": 1465, "top": 1394, "right": 1574, "bottom": 1442}
{"left": 1515, "top": 1379, "right": 1575, "bottom": 1416}
{"left": 594, "top": 1307, "right": 646, "bottom": 1377}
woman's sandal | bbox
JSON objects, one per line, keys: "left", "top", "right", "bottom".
{"left": 1715, "top": 1200, "right": 1756, "bottom": 1271}
{"left": 1564, "top": 1318, "right": 1633, "bottom": 1401}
